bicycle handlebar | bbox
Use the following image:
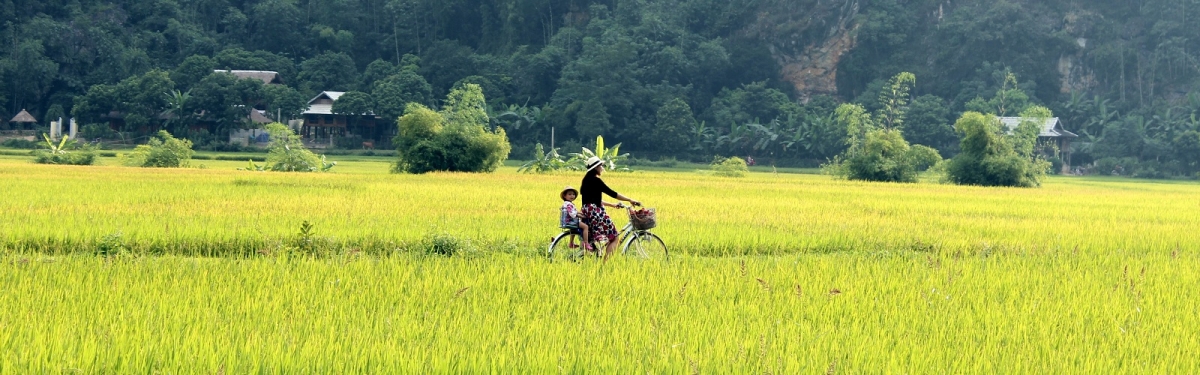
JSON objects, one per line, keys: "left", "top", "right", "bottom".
{"left": 615, "top": 202, "right": 643, "bottom": 209}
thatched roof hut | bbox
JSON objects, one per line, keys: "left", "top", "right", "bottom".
{"left": 9, "top": 109, "right": 37, "bottom": 123}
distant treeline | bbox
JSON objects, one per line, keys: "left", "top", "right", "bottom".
{"left": 3, "top": 0, "right": 1200, "bottom": 175}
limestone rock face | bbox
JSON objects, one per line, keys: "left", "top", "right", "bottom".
{"left": 745, "top": 0, "right": 861, "bottom": 102}
{"left": 1057, "top": 12, "right": 1098, "bottom": 94}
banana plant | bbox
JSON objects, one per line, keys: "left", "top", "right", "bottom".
{"left": 518, "top": 143, "right": 569, "bottom": 173}
{"left": 570, "top": 135, "right": 631, "bottom": 172}
{"left": 42, "top": 133, "right": 71, "bottom": 155}
{"left": 689, "top": 120, "right": 714, "bottom": 152}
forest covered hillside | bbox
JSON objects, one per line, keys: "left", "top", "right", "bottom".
{"left": 3, "top": 0, "right": 1200, "bottom": 175}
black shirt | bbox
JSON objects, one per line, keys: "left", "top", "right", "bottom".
{"left": 580, "top": 173, "right": 618, "bottom": 206}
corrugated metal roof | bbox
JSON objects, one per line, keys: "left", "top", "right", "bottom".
{"left": 304, "top": 104, "right": 334, "bottom": 115}
{"left": 302, "top": 92, "right": 371, "bottom": 115}
{"left": 308, "top": 91, "right": 345, "bottom": 104}
{"left": 997, "top": 117, "right": 1077, "bottom": 138}
{"left": 214, "top": 70, "right": 283, "bottom": 84}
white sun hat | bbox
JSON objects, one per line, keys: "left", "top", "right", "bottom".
{"left": 585, "top": 156, "right": 604, "bottom": 172}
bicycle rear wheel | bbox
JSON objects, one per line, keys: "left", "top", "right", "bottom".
{"left": 548, "top": 232, "right": 587, "bottom": 262}
{"left": 621, "top": 231, "right": 668, "bottom": 261}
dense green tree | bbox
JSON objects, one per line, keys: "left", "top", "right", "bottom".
{"left": 261, "top": 85, "right": 309, "bottom": 120}
{"left": 825, "top": 102, "right": 939, "bottom": 183}
{"left": 248, "top": 0, "right": 305, "bottom": 55}
{"left": 310, "top": 24, "right": 356, "bottom": 54}
{"left": 419, "top": 40, "right": 479, "bottom": 96}
{"left": 905, "top": 95, "right": 957, "bottom": 155}
{"left": 71, "top": 69, "right": 175, "bottom": 132}
{"left": 6, "top": 40, "right": 58, "bottom": 112}
{"left": 452, "top": 75, "right": 507, "bottom": 106}
{"left": 299, "top": 52, "right": 359, "bottom": 94}
{"left": 189, "top": 72, "right": 263, "bottom": 135}
{"left": 361, "top": 59, "right": 399, "bottom": 91}
{"left": 71, "top": 84, "right": 121, "bottom": 125}
{"left": 841, "top": 128, "right": 921, "bottom": 183}
{"left": 508, "top": 45, "right": 568, "bottom": 104}
{"left": 373, "top": 70, "right": 433, "bottom": 122}
{"left": 171, "top": 55, "right": 217, "bottom": 90}
{"left": 573, "top": 99, "right": 612, "bottom": 140}
{"left": 392, "top": 84, "right": 511, "bottom": 173}
{"left": 332, "top": 91, "right": 374, "bottom": 116}
{"left": 707, "top": 81, "right": 802, "bottom": 127}
{"left": 945, "top": 111, "right": 1050, "bottom": 187}
{"left": 650, "top": 98, "right": 696, "bottom": 154}
{"left": 1094, "top": 115, "right": 1150, "bottom": 160}
{"left": 1174, "top": 130, "right": 1200, "bottom": 173}
{"left": 875, "top": 72, "right": 916, "bottom": 130}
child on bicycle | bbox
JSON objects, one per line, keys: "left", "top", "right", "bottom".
{"left": 560, "top": 186, "right": 593, "bottom": 252}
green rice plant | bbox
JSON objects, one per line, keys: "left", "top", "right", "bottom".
{"left": 2, "top": 154, "right": 1200, "bottom": 257}
{"left": 0, "top": 253, "right": 1196, "bottom": 372}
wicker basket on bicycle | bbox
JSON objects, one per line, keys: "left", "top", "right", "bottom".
{"left": 628, "top": 207, "right": 657, "bottom": 230}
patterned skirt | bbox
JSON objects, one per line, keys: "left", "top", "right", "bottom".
{"left": 581, "top": 203, "right": 618, "bottom": 242}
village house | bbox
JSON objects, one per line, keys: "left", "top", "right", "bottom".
{"left": 998, "top": 117, "right": 1078, "bottom": 173}
{"left": 300, "top": 91, "right": 382, "bottom": 149}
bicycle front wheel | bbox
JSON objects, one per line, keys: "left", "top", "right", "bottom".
{"left": 548, "top": 232, "right": 586, "bottom": 262}
{"left": 621, "top": 231, "right": 668, "bottom": 261}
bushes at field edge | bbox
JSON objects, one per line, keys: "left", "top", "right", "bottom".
{"left": 711, "top": 156, "right": 749, "bottom": 177}
{"left": 392, "top": 84, "right": 511, "bottom": 174}
{"left": 120, "top": 130, "right": 194, "bottom": 168}
{"left": 944, "top": 111, "right": 1050, "bottom": 187}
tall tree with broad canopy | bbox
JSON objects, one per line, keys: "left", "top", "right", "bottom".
{"left": 392, "top": 84, "right": 511, "bottom": 173}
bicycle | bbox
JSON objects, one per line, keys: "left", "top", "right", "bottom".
{"left": 547, "top": 203, "right": 667, "bottom": 262}
{"left": 546, "top": 225, "right": 592, "bottom": 262}
{"left": 616, "top": 204, "right": 668, "bottom": 261}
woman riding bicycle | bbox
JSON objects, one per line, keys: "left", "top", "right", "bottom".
{"left": 579, "top": 156, "right": 641, "bottom": 259}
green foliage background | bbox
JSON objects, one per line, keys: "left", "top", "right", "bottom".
{"left": 4, "top": 0, "right": 1200, "bottom": 175}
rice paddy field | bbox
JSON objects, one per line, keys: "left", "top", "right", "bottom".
{"left": 1, "top": 153, "right": 1199, "bottom": 372}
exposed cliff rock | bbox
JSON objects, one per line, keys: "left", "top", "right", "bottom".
{"left": 747, "top": 0, "right": 861, "bottom": 102}
{"left": 1057, "top": 11, "right": 1098, "bottom": 94}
